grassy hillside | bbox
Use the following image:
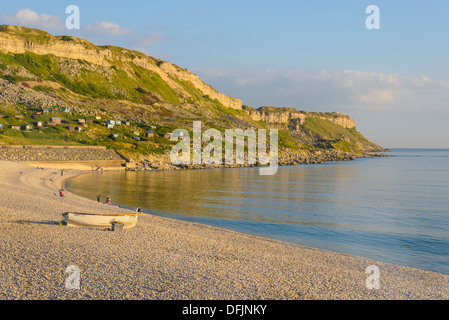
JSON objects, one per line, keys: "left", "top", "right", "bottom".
{"left": 0, "top": 104, "right": 176, "bottom": 155}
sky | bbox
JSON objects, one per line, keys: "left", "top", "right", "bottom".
{"left": 0, "top": 0, "right": 448, "bottom": 148}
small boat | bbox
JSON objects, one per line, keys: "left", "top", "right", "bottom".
{"left": 61, "top": 212, "right": 145, "bottom": 229}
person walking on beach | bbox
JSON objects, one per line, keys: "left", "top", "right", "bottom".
{"left": 105, "top": 196, "right": 111, "bottom": 205}
{"left": 61, "top": 170, "right": 64, "bottom": 176}
{"left": 59, "top": 189, "right": 64, "bottom": 197}
{"left": 97, "top": 194, "right": 101, "bottom": 202}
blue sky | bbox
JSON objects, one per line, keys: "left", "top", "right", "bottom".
{"left": 1, "top": 1, "right": 448, "bottom": 148}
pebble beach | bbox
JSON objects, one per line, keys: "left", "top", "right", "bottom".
{"left": 0, "top": 160, "right": 448, "bottom": 300}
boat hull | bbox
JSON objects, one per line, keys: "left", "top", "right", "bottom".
{"left": 62, "top": 212, "right": 139, "bottom": 229}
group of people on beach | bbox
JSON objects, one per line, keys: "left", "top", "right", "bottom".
{"left": 36, "top": 165, "right": 144, "bottom": 212}
{"left": 58, "top": 186, "right": 65, "bottom": 197}
{"left": 97, "top": 194, "right": 111, "bottom": 205}
{"left": 96, "top": 194, "right": 142, "bottom": 212}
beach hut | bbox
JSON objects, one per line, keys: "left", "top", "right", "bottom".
{"left": 0, "top": 123, "right": 3, "bottom": 130}
{"left": 116, "top": 120, "right": 122, "bottom": 126}
{"left": 112, "top": 133, "right": 119, "bottom": 138}
{"left": 50, "top": 117, "right": 61, "bottom": 124}
{"left": 135, "top": 137, "right": 141, "bottom": 141}
{"left": 78, "top": 119, "right": 86, "bottom": 125}
{"left": 41, "top": 108, "right": 50, "bottom": 113}
{"left": 133, "top": 130, "right": 140, "bottom": 136}
{"left": 95, "top": 116, "right": 102, "bottom": 120}
{"left": 11, "top": 125, "right": 21, "bottom": 130}
{"left": 75, "top": 126, "right": 83, "bottom": 132}
{"left": 66, "top": 126, "right": 75, "bottom": 132}
{"left": 33, "top": 121, "right": 43, "bottom": 128}
{"left": 106, "top": 120, "right": 115, "bottom": 126}
{"left": 164, "top": 133, "right": 172, "bottom": 139}
{"left": 21, "top": 124, "right": 32, "bottom": 131}
{"left": 107, "top": 124, "right": 114, "bottom": 129}
{"left": 60, "top": 108, "right": 71, "bottom": 113}
{"left": 146, "top": 130, "right": 154, "bottom": 138}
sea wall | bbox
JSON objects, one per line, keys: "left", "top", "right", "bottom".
{"left": 0, "top": 146, "right": 123, "bottom": 163}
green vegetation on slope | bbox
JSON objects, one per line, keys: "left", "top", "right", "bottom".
{"left": 300, "top": 117, "right": 379, "bottom": 153}
{"left": 0, "top": 104, "right": 177, "bottom": 156}
{"left": 0, "top": 51, "right": 182, "bottom": 104}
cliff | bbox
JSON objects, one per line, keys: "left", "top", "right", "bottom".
{"left": 244, "top": 106, "right": 355, "bottom": 129}
{"left": 0, "top": 25, "right": 242, "bottom": 110}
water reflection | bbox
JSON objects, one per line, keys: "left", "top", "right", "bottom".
{"left": 67, "top": 150, "right": 449, "bottom": 275}
{"left": 68, "top": 164, "right": 360, "bottom": 226}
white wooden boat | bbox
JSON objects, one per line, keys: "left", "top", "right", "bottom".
{"left": 61, "top": 212, "right": 145, "bottom": 229}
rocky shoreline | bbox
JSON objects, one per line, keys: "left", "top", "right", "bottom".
{"left": 0, "top": 144, "right": 390, "bottom": 171}
{"left": 132, "top": 148, "right": 390, "bottom": 172}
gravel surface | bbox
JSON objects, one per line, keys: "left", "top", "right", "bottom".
{"left": 0, "top": 160, "right": 448, "bottom": 300}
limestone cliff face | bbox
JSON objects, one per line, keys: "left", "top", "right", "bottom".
{"left": 127, "top": 54, "right": 242, "bottom": 110}
{"left": 158, "top": 62, "right": 243, "bottom": 110}
{"left": 312, "top": 113, "right": 356, "bottom": 129}
{"left": 245, "top": 107, "right": 356, "bottom": 129}
{"left": 0, "top": 25, "right": 242, "bottom": 110}
{"left": 246, "top": 109, "right": 307, "bottom": 124}
{"left": 0, "top": 26, "right": 112, "bottom": 65}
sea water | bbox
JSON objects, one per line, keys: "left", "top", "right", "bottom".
{"left": 67, "top": 149, "right": 449, "bottom": 275}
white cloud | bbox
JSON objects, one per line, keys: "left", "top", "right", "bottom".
{"left": 82, "top": 21, "right": 163, "bottom": 51}
{"left": 1, "top": 8, "right": 64, "bottom": 32}
{"left": 195, "top": 68, "right": 449, "bottom": 112}
{"left": 357, "top": 90, "right": 395, "bottom": 103}
{"left": 84, "top": 21, "right": 132, "bottom": 36}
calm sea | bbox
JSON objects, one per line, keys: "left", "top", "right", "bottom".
{"left": 67, "top": 149, "right": 449, "bottom": 275}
